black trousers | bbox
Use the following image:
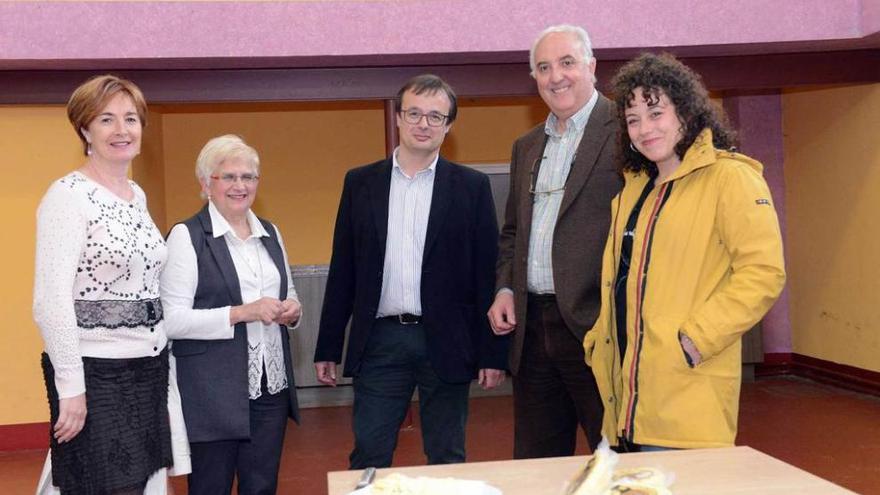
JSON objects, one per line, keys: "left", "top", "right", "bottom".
{"left": 512, "top": 294, "right": 604, "bottom": 458}
{"left": 187, "top": 377, "right": 289, "bottom": 495}
{"left": 349, "top": 318, "right": 470, "bottom": 469}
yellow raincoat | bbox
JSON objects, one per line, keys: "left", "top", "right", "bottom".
{"left": 585, "top": 129, "right": 786, "bottom": 448}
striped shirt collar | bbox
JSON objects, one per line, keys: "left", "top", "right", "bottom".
{"left": 392, "top": 147, "right": 439, "bottom": 179}
{"left": 544, "top": 89, "right": 599, "bottom": 138}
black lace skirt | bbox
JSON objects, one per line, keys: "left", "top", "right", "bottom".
{"left": 42, "top": 350, "right": 173, "bottom": 495}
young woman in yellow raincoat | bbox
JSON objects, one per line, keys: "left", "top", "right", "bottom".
{"left": 585, "top": 53, "right": 786, "bottom": 451}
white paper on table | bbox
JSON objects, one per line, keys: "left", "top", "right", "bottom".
{"left": 347, "top": 479, "right": 502, "bottom": 495}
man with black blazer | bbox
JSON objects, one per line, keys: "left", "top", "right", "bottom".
{"left": 488, "top": 25, "right": 623, "bottom": 458}
{"left": 314, "top": 74, "right": 509, "bottom": 469}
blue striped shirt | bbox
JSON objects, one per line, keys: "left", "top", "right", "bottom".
{"left": 376, "top": 149, "right": 438, "bottom": 317}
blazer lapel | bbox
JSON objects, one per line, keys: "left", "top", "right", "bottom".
{"left": 198, "top": 207, "right": 244, "bottom": 306}
{"left": 368, "top": 159, "right": 392, "bottom": 256}
{"left": 423, "top": 158, "right": 452, "bottom": 260}
{"left": 558, "top": 94, "right": 614, "bottom": 218}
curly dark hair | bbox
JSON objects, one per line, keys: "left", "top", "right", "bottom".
{"left": 611, "top": 52, "right": 736, "bottom": 175}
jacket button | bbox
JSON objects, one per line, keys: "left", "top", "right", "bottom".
{"left": 605, "top": 338, "right": 611, "bottom": 344}
{"left": 150, "top": 327, "right": 155, "bottom": 333}
{"left": 153, "top": 346, "right": 158, "bottom": 352}
{"left": 609, "top": 397, "right": 615, "bottom": 402}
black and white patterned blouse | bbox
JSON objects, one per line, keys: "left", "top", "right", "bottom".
{"left": 34, "top": 171, "right": 168, "bottom": 398}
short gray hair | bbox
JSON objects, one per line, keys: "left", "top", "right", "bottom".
{"left": 529, "top": 24, "right": 595, "bottom": 78}
{"left": 195, "top": 134, "right": 260, "bottom": 199}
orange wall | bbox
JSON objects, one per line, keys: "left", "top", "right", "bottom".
{"left": 158, "top": 101, "right": 387, "bottom": 264}
{"left": 156, "top": 97, "right": 546, "bottom": 265}
{"left": 0, "top": 106, "right": 83, "bottom": 424}
{"left": 782, "top": 83, "right": 880, "bottom": 372}
{"left": 8, "top": 87, "right": 880, "bottom": 426}
{"left": 444, "top": 96, "right": 547, "bottom": 163}
{"left": 134, "top": 108, "right": 168, "bottom": 232}
{"left": 1, "top": 96, "right": 544, "bottom": 426}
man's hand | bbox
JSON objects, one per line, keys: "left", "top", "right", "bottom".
{"left": 55, "top": 393, "right": 87, "bottom": 443}
{"left": 315, "top": 361, "right": 338, "bottom": 386}
{"left": 487, "top": 291, "right": 516, "bottom": 335}
{"left": 275, "top": 299, "right": 303, "bottom": 327}
{"left": 478, "top": 368, "right": 506, "bottom": 390}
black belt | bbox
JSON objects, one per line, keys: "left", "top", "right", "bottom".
{"left": 528, "top": 292, "right": 556, "bottom": 304}
{"left": 382, "top": 313, "right": 423, "bottom": 325}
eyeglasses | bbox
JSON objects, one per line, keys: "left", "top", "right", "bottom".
{"left": 210, "top": 173, "right": 260, "bottom": 185}
{"left": 529, "top": 156, "right": 571, "bottom": 195}
{"left": 400, "top": 108, "right": 449, "bottom": 127}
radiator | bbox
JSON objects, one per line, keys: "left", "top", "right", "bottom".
{"left": 290, "top": 264, "right": 353, "bottom": 388}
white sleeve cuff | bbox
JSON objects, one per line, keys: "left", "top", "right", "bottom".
{"left": 53, "top": 364, "right": 86, "bottom": 399}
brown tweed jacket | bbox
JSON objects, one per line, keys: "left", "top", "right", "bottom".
{"left": 496, "top": 93, "right": 623, "bottom": 375}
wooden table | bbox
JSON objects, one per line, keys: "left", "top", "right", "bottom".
{"left": 328, "top": 446, "right": 854, "bottom": 494}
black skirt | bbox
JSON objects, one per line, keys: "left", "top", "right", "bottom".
{"left": 42, "top": 350, "right": 173, "bottom": 495}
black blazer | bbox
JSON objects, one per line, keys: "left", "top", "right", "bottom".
{"left": 171, "top": 205, "right": 300, "bottom": 443}
{"left": 314, "top": 157, "right": 509, "bottom": 383}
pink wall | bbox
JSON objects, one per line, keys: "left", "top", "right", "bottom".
{"left": 863, "top": 0, "right": 880, "bottom": 34}
{"left": 0, "top": 0, "right": 874, "bottom": 67}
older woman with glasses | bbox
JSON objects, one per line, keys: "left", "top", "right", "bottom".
{"left": 584, "top": 53, "right": 786, "bottom": 452}
{"left": 160, "top": 134, "right": 301, "bottom": 495}
{"left": 34, "top": 74, "right": 189, "bottom": 495}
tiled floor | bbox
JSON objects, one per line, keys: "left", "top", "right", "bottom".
{"left": 1, "top": 376, "right": 878, "bottom": 494}
{"left": 736, "top": 377, "right": 880, "bottom": 494}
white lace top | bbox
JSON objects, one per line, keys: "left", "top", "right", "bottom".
{"left": 160, "top": 202, "right": 299, "bottom": 400}
{"left": 33, "top": 171, "right": 168, "bottom": 399}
